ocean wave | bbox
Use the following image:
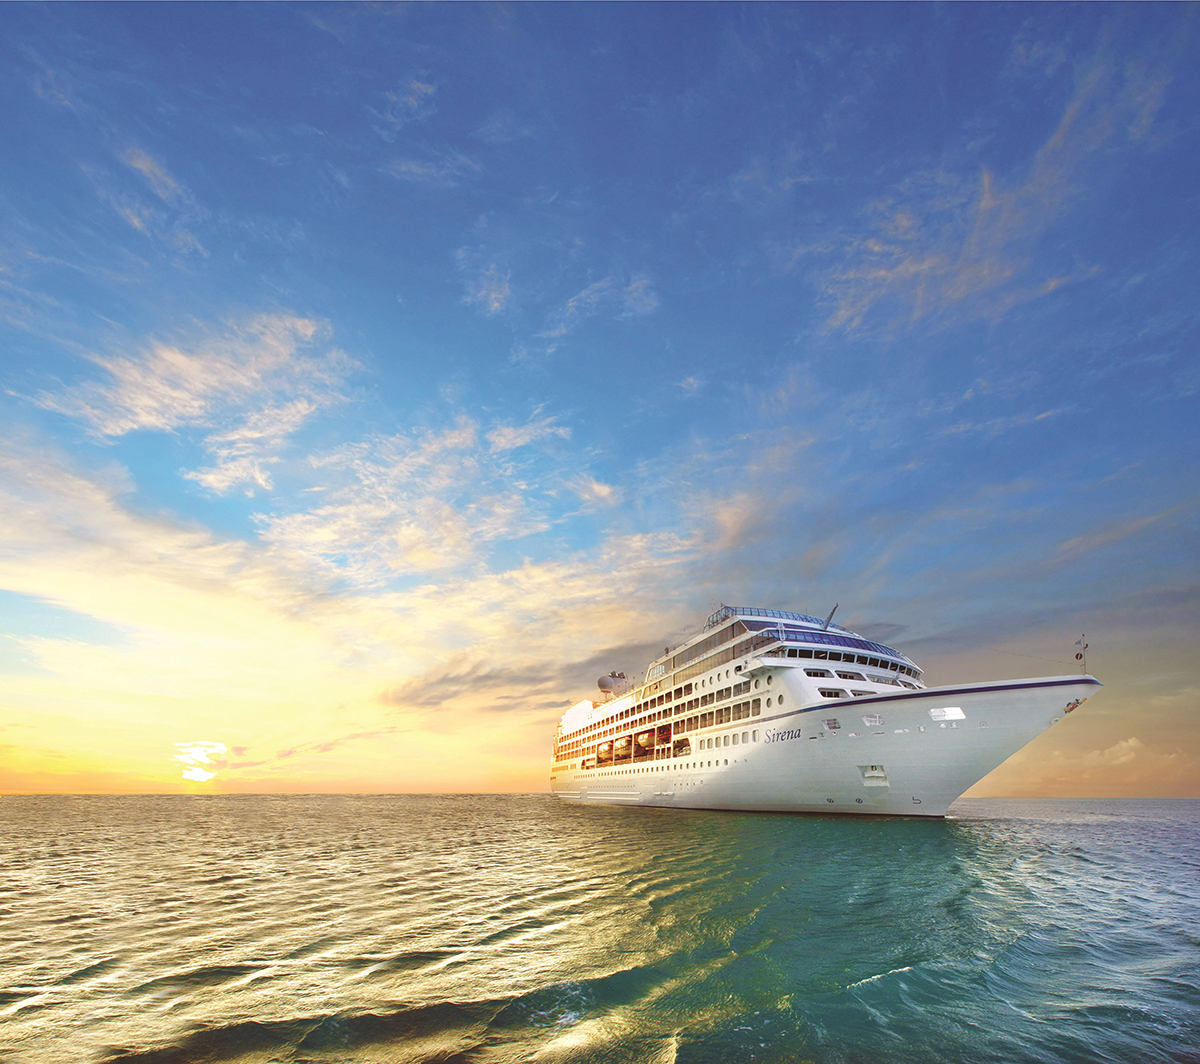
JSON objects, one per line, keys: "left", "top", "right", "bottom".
{"left": 1, "top": 795, "right": 1197, "bottom": 1064}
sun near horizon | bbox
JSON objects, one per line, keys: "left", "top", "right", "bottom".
{"left": 2, "top": 5, "right": 1198, "bottom": 801}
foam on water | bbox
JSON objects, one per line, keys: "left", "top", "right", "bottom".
{"left": 1, "top": 795, "right": 1197, "bottom": 1063}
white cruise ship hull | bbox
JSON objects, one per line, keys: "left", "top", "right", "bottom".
{"left": 551, "top": 675, "right": 1100, "bottom": 817}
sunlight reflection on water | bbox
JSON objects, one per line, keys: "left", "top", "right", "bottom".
{"left": 1, "top": 795, "right": 1197, "bottom": 1063}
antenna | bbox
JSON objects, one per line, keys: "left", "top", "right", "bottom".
{"left": 822, "top": 603, "right": 839, "bottom": 631}
{"left": 1074, "top": 634, "right": 1088, "bottom": 674}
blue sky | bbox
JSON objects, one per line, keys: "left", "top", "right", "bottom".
{"left": 1, "top": 3, "right": 1197, "bottom": 794}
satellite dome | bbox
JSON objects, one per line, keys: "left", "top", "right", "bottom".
{"left": 597, "top": 671, "right": 630, "bottom": 696}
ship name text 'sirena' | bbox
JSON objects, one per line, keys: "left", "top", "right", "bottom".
{"left": 549, "top": 605, "right": 1100, "bottom": 817}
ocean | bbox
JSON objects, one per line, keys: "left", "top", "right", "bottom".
{"left": 1, "top": 795, "right": 1197, "bottom": 1064}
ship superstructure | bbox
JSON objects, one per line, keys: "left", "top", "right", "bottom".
{"left": 549, "top": 605, "right": 1099, "bottom": 817}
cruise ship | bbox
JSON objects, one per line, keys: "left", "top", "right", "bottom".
{"left": 549, "top": 605, "right": 1100, "bottom": 817}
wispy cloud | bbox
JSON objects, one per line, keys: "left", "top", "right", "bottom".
{"left": 537, "top": 274, "right": 658, "bottom": 351}
{"left": 81, "top": 147, "right": 209, "bottom": 257}
{"left": 258, "top": 416, "right": 560, "bottom": 580}
{"left": 1051, "top": 503, "right": 1188, "bottom": 566}
{"left": 566, "top": 474, "right": 621, "bottom": 509}
{"left": 370, "top": 77, "right": 437, "bottom": 141}
{"left": 813, "top": 33, "right": 1179, "bottom": 334}
{"left": 123, "top": 148, "right": 179, "bottom": 202}
{"left": 383, "top": 149, "right": 480, "bottom": 186}
{"left": 938, "top": 407, "right": 1069, "bottom": 439}
{"left": 474, "top": 109, "right": 535, "bottom": 144}
{"left": 485, "top": 415, "right": 570, "bottom": 452}
{"left": 458, "top": 256, "right": 512, "bottom": 314}
{"left": 34, "top": 314, "right": 353, "bottom": 494}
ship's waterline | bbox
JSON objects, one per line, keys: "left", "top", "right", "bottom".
{"left": 551, "top": 605, "right": 1100, "bottom": 816}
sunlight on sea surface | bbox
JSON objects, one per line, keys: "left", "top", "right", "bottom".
{"left": 1, "top": 795, "right": 1197, "bottom": 1064}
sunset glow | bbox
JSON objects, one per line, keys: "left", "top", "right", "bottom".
{"left": 1, "top": 5, "right": 1197, "bottom": 797}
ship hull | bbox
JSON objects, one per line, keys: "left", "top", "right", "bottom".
{"left": 551, "top": 675, "right": 1099, "bottom": 817}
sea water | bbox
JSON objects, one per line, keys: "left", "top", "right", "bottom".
{"left": 1, "top": 795, "right": 1197, "bottom": 1064}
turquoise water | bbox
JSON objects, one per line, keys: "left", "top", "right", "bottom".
{"left": 1, "top": 795, "right": 1197, "bottom": 1063}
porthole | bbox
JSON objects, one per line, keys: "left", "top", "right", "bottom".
{"left": 778, "top": 694, "right": 785, "bottom": 705}
{"left": 767, "top": 675, "right": 773, "bottom": 685}
{"left": 855, "top": 798, "right": 864, "bottom": 804}
{"left": 754, "top": 679, "right": 760, "bottom": 690}
{"left": 766, "top": 697, "right": 772, "bottom": 708}
{"left": 826, "top": 798, "right": 834, "bottom": 804}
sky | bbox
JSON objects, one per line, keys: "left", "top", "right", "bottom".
{"left": 0, "top": 3, "right": 1197, "bottom": 797}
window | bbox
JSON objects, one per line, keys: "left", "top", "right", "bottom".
{"left": 818, "top": 689, "right": 847, "bottom": 699}
{"left": 805, "top": 669, "right": 831, "bottom": 678}
{"left": 836, "top": 671, "right": 865, "bottom": 681}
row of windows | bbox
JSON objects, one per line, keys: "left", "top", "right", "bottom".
{"left": 771, "top": 646, "right": 919, "bottom": 678}
{"left": 557, "top": 677, "right": 757, "bottom": 752}
{"left": 558, "top": 703, "right": 765, "bottom": 762}
{"left": 574, "top": 729, "right": 762, "bottom": 768}
{"left": 767, "top": 627, "right": 911, "bottom": 662}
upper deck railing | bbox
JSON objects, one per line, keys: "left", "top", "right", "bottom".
{"left": 704, "top": 604, "right": 852, "bottom": 634}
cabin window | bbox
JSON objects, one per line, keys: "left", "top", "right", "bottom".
{"left": 819, "top": 688, "right": 847, "bottom": 699}
{"left": 837, "top": 671, "right": 866, "bottom": 681}
{"left": 751, "top": 698, "right": 761, "bottom": 715}
{"left": 778, "top": 694, "right": 785, "bottom": 704}
{"left": 805, "top": 669, "right": 831, "bottom": 678}
{"left": 732, "top": 733, "right": 739, "bottom": 745}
